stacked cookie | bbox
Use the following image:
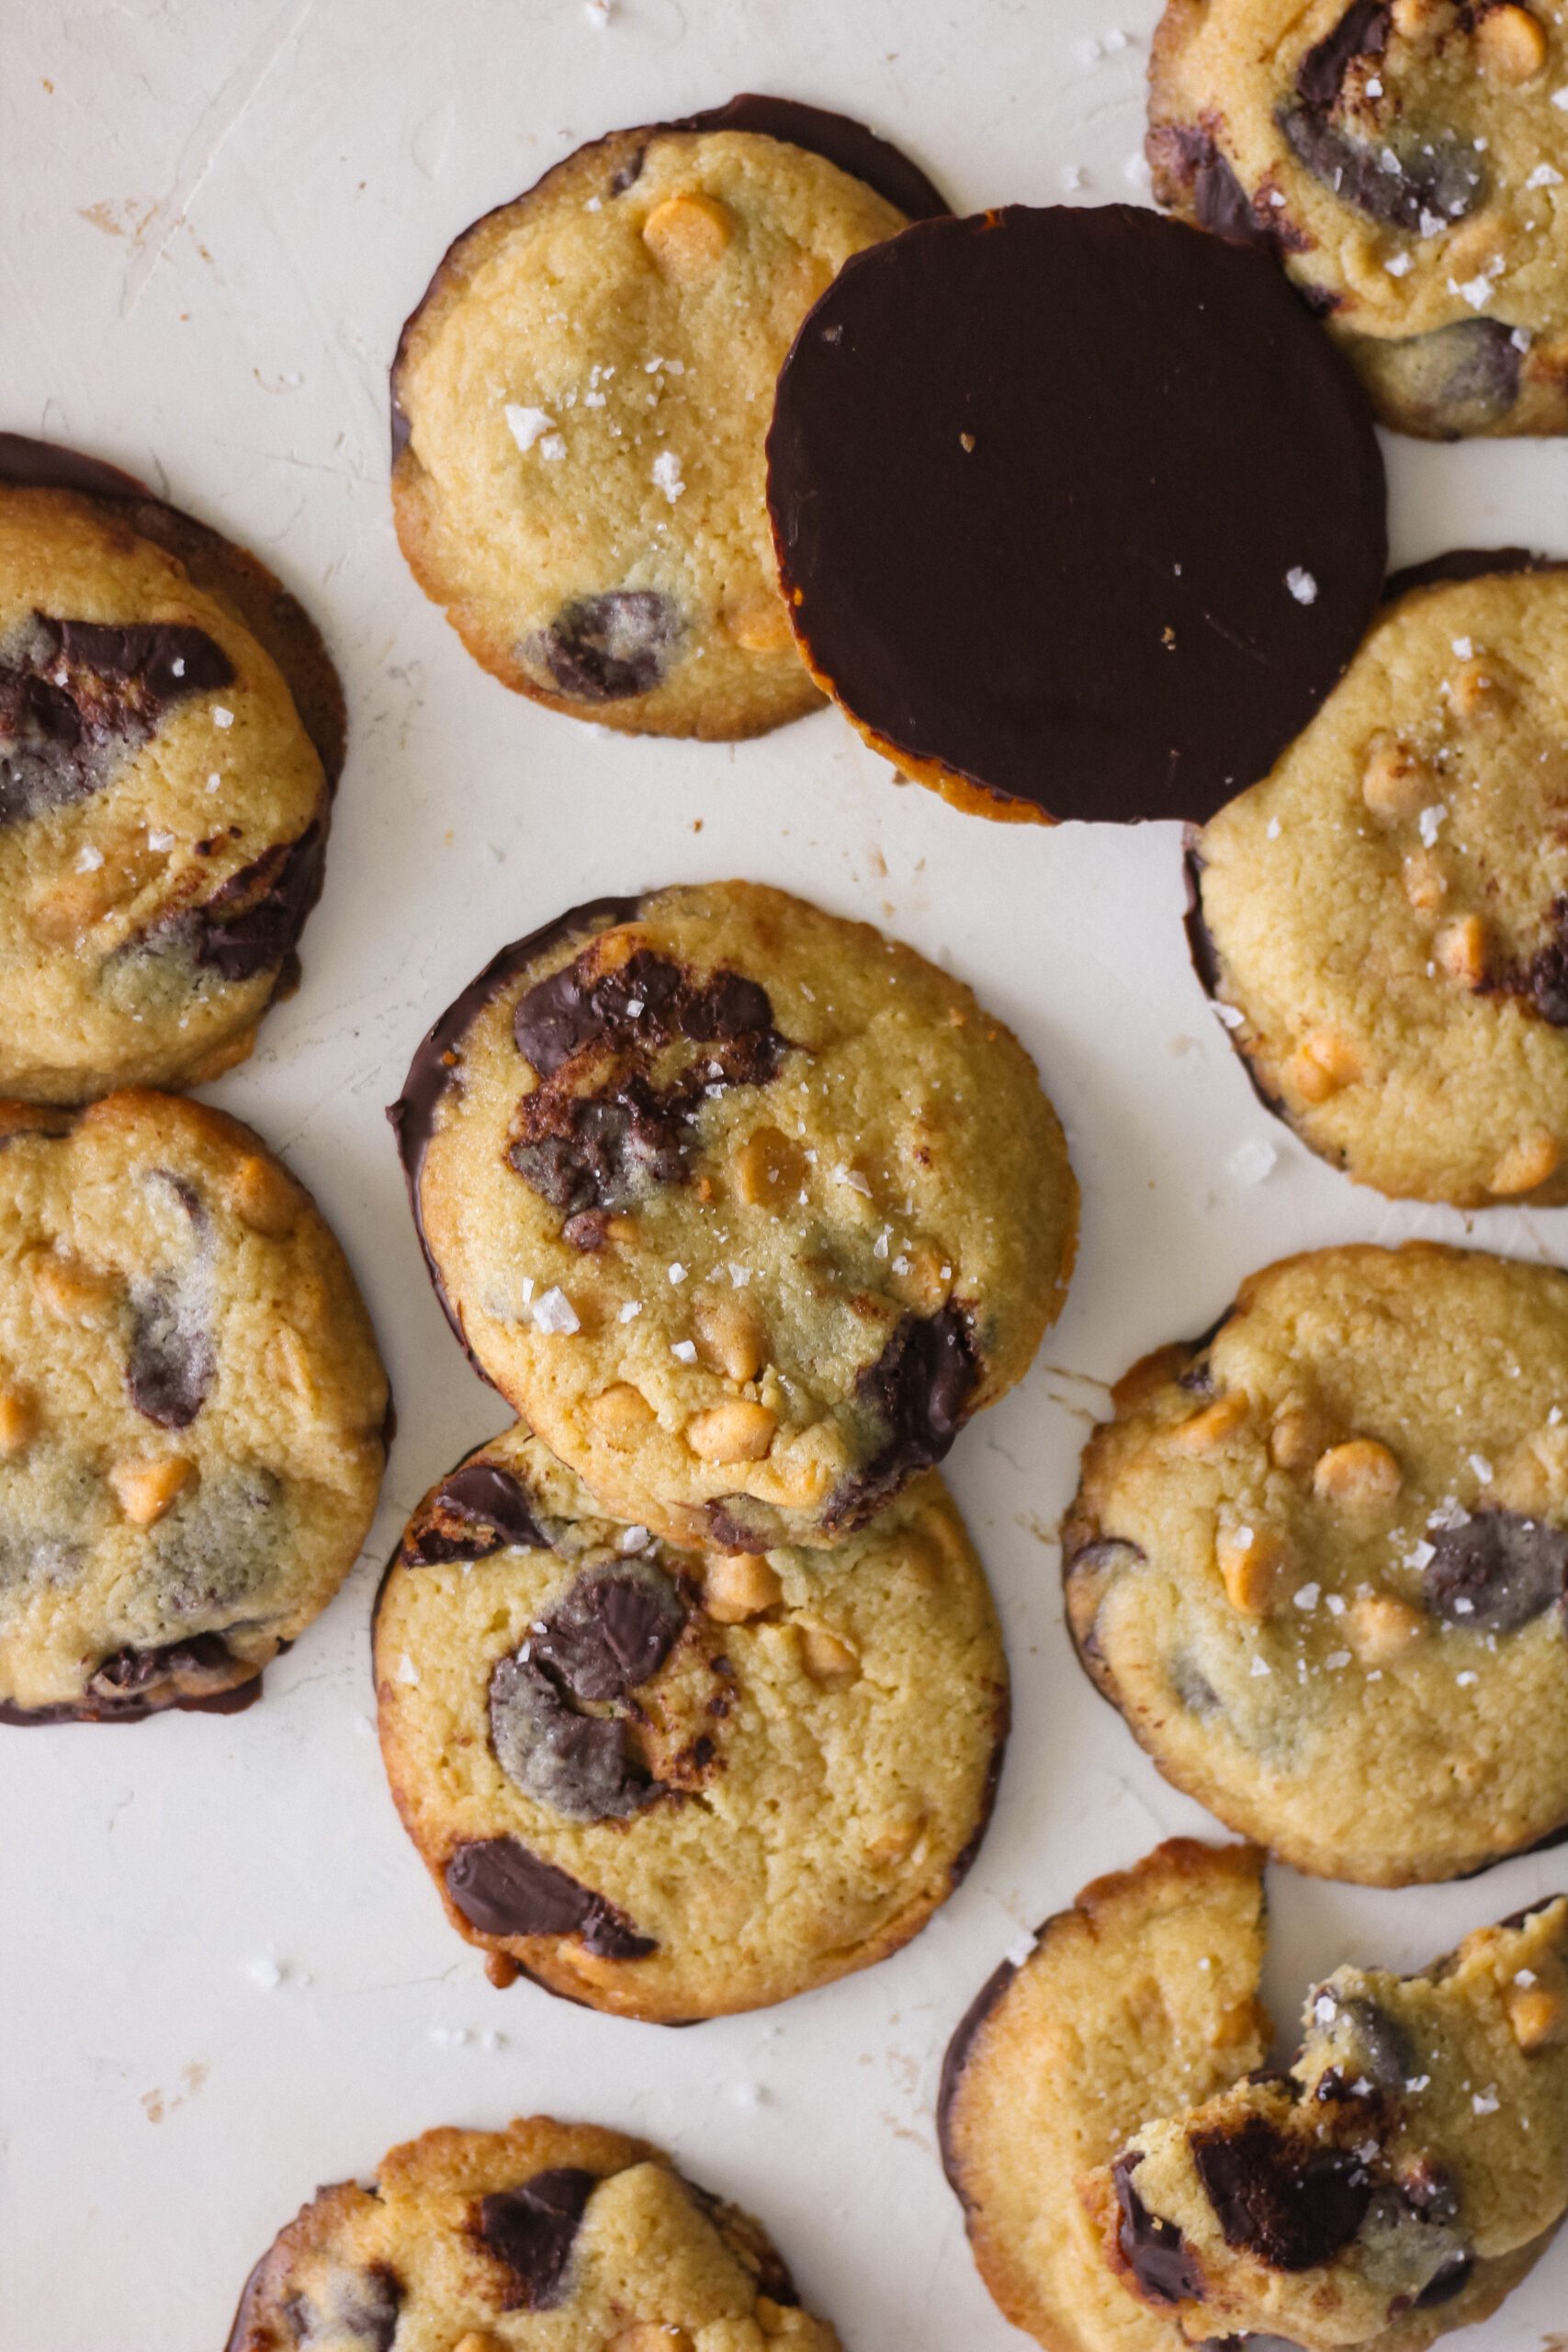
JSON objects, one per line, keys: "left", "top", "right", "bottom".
{"left": 378, "top": 881, "right": 1078, "bottom": 2017}
{"left": 0, "top": 441, "right": 388, "bottom": 1723}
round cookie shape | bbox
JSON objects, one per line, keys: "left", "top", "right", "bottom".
{"left": 389, "top": 106, "right": 932, "bottom": 741}
{"left": 226, "top": 2115, "right": 838, "bottom": 2351}
{"left": 0, "top": 435, "right": 343, "bottom": 1102}
{"left": 1064, "top": 1242, "right": 1568, "bottom": 1885}
{"left": 375, "top": 1426, "right": 1008, "bottom": 2022}
{"left": 1192, "top": 562, "right": 1568, "bottom": 1206}
{"left": 940, "top": 1838, "right": 1270, "bottom": 2352}
{"left": 0, "top": 1090, "right": 387, "bottom": 1722}
{"left": 388, "top": 882, "right": 1077, "bottom": 1549}
{"left": 1149, "top": 0, "right": 1568, "bottom": 439}
{"left": 1087, "top": 1895, "right": 1568, "bottom": 2349}
{"left": 765, "top": 203, "right": 1387, "bottom": 826}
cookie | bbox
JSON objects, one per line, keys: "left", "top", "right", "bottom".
{"left": 389, "top": 882, "right": 1076, "bottom": 1551}
{"left": 389, "top": 98, "right": 942, "bottom": 741}
{"left": 1191, "top": 559, "right": 1568, "bottom": 1207}
{"left": 0, "top": 435, "right": 343, "bottom": 1102}
{"left": 0, "top": 1089, "right": 387, "bottom": 1722}
{"left": 765, "top": 203, "right": 1387, "bottom": 825}
{"left": 939, "top": 1838, "right": 1270, "bottom": 2352}
{"left": 225, "top": 2114, "right": 837, "bottom": 2350}
{"left": 1149, "top": 0, "right": 1568, "bottom": 438}
{"left": 374, "top": 1424, "right": 1007, "bottom": 2022}
{"left": 1064, "top": 1241, "right": 1568, "bottom": 1885}
{"left": 1088, "top": 1894, "right": 1568, "bottom": 2348}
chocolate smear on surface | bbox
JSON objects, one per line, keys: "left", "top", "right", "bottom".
{"left": 767, "top": 205, "right": 1386, "bottom": 825}
{"left": 445, "top": 1834, "right": 655, "bottom": 1955}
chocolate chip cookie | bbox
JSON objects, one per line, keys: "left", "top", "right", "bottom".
{"left": 389, "top": 883, "right": 1077, "bottom": 1551}
{"left": 1150, "top": 0, "right": 1568, "bottom": 437}
{"left": 226, "top": 2114, "right": 838, "bottom": 2350}
{"left": 0, "top": 1090, "right": 387, "bottom": 1722}
{"left": 390, "top": 98, "right": 942, "bottom": 741}
{"left": 765, "top": 203, "right": 1386, "bottom": 823}
{"left": 0, "top": 435, "right": 343, "bottom": 1102}
{"left": 1088, "top": 1894, "right": 1568, "bottom": 2348}
{"left": 1065, "top": 1242, "right": 1568, "bottom": 1884}
{"left": 375, "top": 1424, "right": 1007, "bottom": 2021}
{"left": 1191, "top": 558, "right": 1568, "bottom": 1206}
{"left": 940, "top": 1838, "right": 1271, "bottom": 2352}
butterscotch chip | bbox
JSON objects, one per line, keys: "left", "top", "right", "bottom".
{"left": 1312, "top": 1438, "right": 1403, "bottom": 1507}
{"left": 1478, "top": 2, "right": 1548, "bottom": 82}
{"left": 1216, "top": 1524, "right": 1286, "bottom": 1616}
{"left": 1361, "top": 734, "right": 1431, "bottom": 819}
{"left": 1490, "top": 1129, "right": 1562, "bottom": 1194}
{"left": 587, "top": 1383, "right": 657, "bottom": 1444}
{"left": 109, "top": 1454, "right": 196, "bottom": 1527}
{"left": 1292, "top": 1030, "right": 1361, "bottom": 1102}
{"left": 0, "top": 1386, "right": 37, "bottom": 1456}
{"left": 703, "top": 1552, "right": 783, "bottom": 1623}
{"left": 685, "top": 1398, "right": 777, "bottom": 1463}
{"left": 798, "top": 1624, "right": 860, "bottom": 1683}
{"left": 1172, "top": 1393, "right": 1248, "bottom": 1452}
{"left": 228, "top": 1152, "right": 299, "bottom": 1237}
{"left": 642, "top": 190, "right": 732, "bottom": 277}
{"left": 1348, "top": 1590, "right": 1426, "bottom": 1664}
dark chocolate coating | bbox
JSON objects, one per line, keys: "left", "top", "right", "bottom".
{"left": 936, "top": 1945, "right": 1023, "bottom": 2199}
{"left": 1382, "top": 547, "right": 1554, "bottom": 603}
{"left": 767, "top": 204, "right": 1387, "bottom": 825}
{"left": 0, "top": 1633, "right": 265, "bottom": 1725}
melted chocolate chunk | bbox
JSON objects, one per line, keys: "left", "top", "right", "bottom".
{"left": 824, "top": 1305, "right": 979, "bottom": 1532}
{"left": 477, "top": 2169, "right": 597, "bottom": 2311}
{"left": 1295, "top": 0, "right": 1389, "bottom": 108}
{"left": 404, "top": 1463, "right": 548, "bottom": 1565}
{"left": 767, "top": 206, "right": 1386, "bottom": 826}
{"left": 1414, "top": 2250, "right": 1474, "bottom": 2308}
{"left": 533, "top": 1560, "right": 686, "bottom": 1700}
{"left": 489, "top": 1653, "right": 654, "bottom": 1820}
{"left": 86, "top": 1634, "right": 240, "bottom": 1706}
{"left": 1423, "top": 1509, "right": 1568, "bottom": 1634}
{"left": 1316, "top": 1995, "right": 1415, "bottom": 2094}
{"left": 1189, "top": 2115, "right": 1372, "bottom": 2271}
{"left": 1113, "top": 2153, "right": 1205, "bottom": 2302}
{"left": 528, "top": 591, "right": 679, "bottom": 702}
{"left": 509, "top": 1079, "right": 691, "bottom": 1215}
{"left": 1151, "top": 128, "right": 1292, "bottom": 255}
{"left": 191, "top": 824, "right": 325, "bottom": 981}
{"left": 515, "top": 946, "right": 682, "bottom": 1075}
{"left": 0, "top": 614, "right": 233, "bottom": 825}
{"left": 1277, "top": 108, "right": 1483, "bottom": 233}
{"left": 126, "top": 1284, "right": 216, "bottom": 1429}
{"left": 1527, "top": 899, "right": 1568, "bottom": 1026}
{"left": 283, "top": 2266, "right": 401, "bottom": 2351}
{"left": 445, "top": 1835, "right": 655, "bottom": 1955}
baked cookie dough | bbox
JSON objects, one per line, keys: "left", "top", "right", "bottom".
{"left": 1089, "top": 1894, "right": 1568, "bottom": 2348}
{"left": 375, "top": 1425, "right": 1007, "bottom": 2022}
{"left": 765, "top": 203, "right": 1386, "bottom": 823}
{"left": 390, "top": 98, "right": 941, "bottom": 740}
{"left": 226, "top": 2114, "right": 837, "bottom": 2350}
{"left": 1149, "top": 0, "right": 1568, "bottom": 437}
{"left": 1064, "top": 1242, "right": 1568, "bottom": 1884}
{"left": 0, "top": 1090, "right": 387, "bottom": 1722}
{"left": 1191, "top": 559, "right": 1568, "bottom": 1207}
{"left": 0, "top": 435, "right": 342, "bottom": 1102}
{"left": 389, "top": 882, "right": 1076, "bottom": 1551}
{"left": 939, "top": 1838, "right": 1270, "bottom": 2352}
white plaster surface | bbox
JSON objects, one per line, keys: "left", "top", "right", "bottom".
{"left": 4, "top": 3, "right": 1568, "bottom": 2345}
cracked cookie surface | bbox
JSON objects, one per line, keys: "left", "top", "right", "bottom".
{"left": 0, "top": 1090, "right": 387, "bottom": 1721}
{"left": 1193, "top": 563, "right": 1568, "bottom": 1206}
{"left": 375, "top": 1424, "right": 1007, "bottom": 2021}
{"left": 1065, "top": 1243, "right": 1568, "bottom": 1884}
{"left": 389, "top": 112, "right": 920, "bottom": 739}
{"left": 1149, "top": 0, "right": 1568, "bottom": 435}
{"left": 1089, "top": 1895, "right": 1568, "bottom": 2348}
{"left": 390, "top": 882, "right": 1076, "bottom": 1550}
{"left": 0, "top": 442, "right": 338, "bottom": 1101}
{"left": 226, "top": 2113, "right": 838, "bottom": 2351}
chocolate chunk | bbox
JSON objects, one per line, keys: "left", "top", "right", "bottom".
{"left": 445, "top": 1835, "right": 655, "bottom": 1955}
{"left": 126, "top": 1283, "right": 216, "bottom": 1428}
{"left": 489, "top": 1652, "right": 654, "bottom": 1820}
{"left": 1295, "top": 0, "right": 1389, "bottom": 108}
{"left": 191, "top": 823, "right": 326, "bottom": 981}
{"left": 514, "top": 947, "right": 682, "bottom": 1076}
{"left": 680, "top": 969, "right": 774, "bottom": 1041}
{"left": 0, "top": 614, "right": 233, "bottom": 825}
{"left": 1414, "top": 2250, "right": 1473, "bottom": 2308}
{"left": 478, "top": 2169, "right": 597, "bottom": 2311}
{"left": 287, "top": 2266, "right": 400, "bottom": 2351}
{"left": 528, "top": 591, "right": 679, "bottom": 702}
{"left": 1113, "top": 2153, "right": 1205, "bottom": 2303}
{"left": 1528, "top": 899, "right": 1568, "bottom": 1025}
{"left": 509, "top": 1080, "right": 692, "bottom": 1216}
{"left": 86, "top": 1634, "right": 239, "bottom": 1705}
{"left": 1277, "top": 109, "right": 1483, "bottom": 232}
{"left": 766, "top": 206, "right": 1387, "bottom": 826}
{"left": 404, "top": 1463, "right": 549, "bottom": 1565}
{"left": 1189, "top": 2115, "right": 1372, "bottom": 2271}
{"left": 824, "top": 1305, "right": 979, "bottom": 1532}
{"left": 1424, "top": 319, "right": 1522, "bottom": 427}
{"left": 1171, "top": 1656, "right": 1223, "bottom": 1718}
{"left": 1423, "top": 1509, "right": 1568, "bottom": 1633}
{"left": 1314, "top": 1993, "right": 1415, "bottom": 2093}
{"left": 534, "top": 1560, "right": 686, "bottom": 1700}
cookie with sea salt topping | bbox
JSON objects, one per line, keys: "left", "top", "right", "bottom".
{"left": 0, "top": 1090, "right": 387, "bottom": 1722}
{"left": 939, "top": 1838, "right": 1271, "bottom": 2352}
{"left": 1191, "top": 559, "right": 1568, "bottom": 1206}
{"left": 225, "top": 2113, "right": 839, "bottom": 2351}
{"left": 1087, "top": 1894, "right": 1568, "bottom": 2348}
{"left": 389, "top": 882, "right": 1077, "bottom": 1551}
{"left": 1149, "top": 0, "right": 1568, "bottom": 437}
{"left": 1064, "top": 1242, "right": 1568, "bottom": 1884}
{"left": 389, "top": 98, "right": 942, "bottom": 740}
{"left": 0, "top": 435, "right": 341, "bottom": 1103}
{"left": 374, "top": 1423, "right": 1007, "bottom": 2021}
